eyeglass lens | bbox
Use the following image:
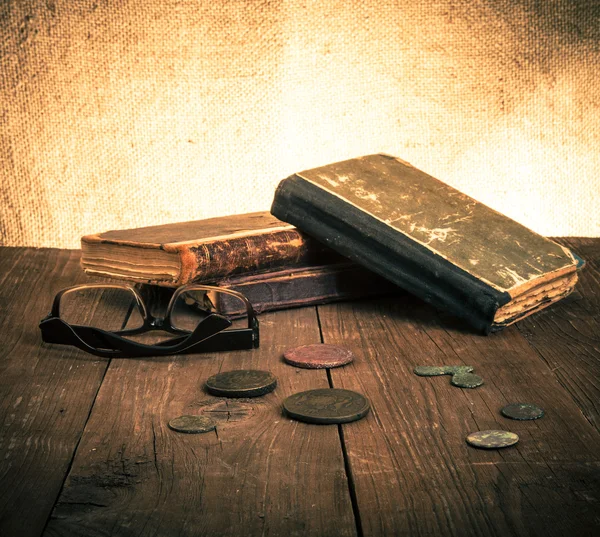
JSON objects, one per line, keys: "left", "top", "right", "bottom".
{"left": 172, "top": 289, "right": 249, "bottom": 329}
{"left": 59, "top": 287, "right": 144, "bottom": 332}
{"left": 59, "top": 286, "right": 250, "bottom": 340}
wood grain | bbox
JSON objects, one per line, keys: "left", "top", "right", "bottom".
{"left": 0, "top": 248, "right": 112, "bottom": 537}
{"left": 319, "top": 294, "right": 600, "bottom": 537}
{"left": 45, "top": 305, "right": 357, "bottom": 536}
{"left": 517, "top": 238, "right": 600, "bottom": 432}
{"left": 2, "top": 242, "right": 600, "bottom": 537}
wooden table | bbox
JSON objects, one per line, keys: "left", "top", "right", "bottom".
{"left": 1, "top": 239, "right": 599, "bottom": 537}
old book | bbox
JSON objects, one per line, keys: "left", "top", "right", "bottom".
{"left": 81, "top": 212, "right": 342, "bottom": 286}
{"left": 271, "top": 154, "right": 581, "bottom": 333}
{"left": 208, "top": 262, "right": 400, "bottom": 316}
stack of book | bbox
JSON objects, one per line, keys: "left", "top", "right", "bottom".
{"left": 81, "top": 154, "right": 582, "bottom": 332}
{"left": 80, "top": 211, "right": 398, "bottom": 316}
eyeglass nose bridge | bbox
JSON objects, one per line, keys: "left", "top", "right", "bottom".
{"left": 148, "top": 316, "right": 165, "bottom": 329}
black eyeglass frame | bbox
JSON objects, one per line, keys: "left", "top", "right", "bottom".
{"left": 40, "top": 283, "right": 260, "bottom": 358}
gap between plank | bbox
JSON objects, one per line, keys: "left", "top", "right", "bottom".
{"left": 318, "top": 305, "right": 364, "bottom": 537}
{"left": 315, "top": 304, "right": 325, "bottom": 343}
{"left": 40, "top": 298, "right": 136, "bottom": 533}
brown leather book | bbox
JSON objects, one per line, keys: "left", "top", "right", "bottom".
{"left": 272, "top": 154, "right": 583, "bottom": 333}
{"left": 209, "top": 262, "right": 400, "bottom": 316}
{"left": 81, "top": 212, "right": 342, "bottom": 286}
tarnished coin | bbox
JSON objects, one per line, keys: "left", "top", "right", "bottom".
{"left": 451, "top": 373, "right": 484, "bottom": 388}
{"left": 501, "top": 403, "right": 545, "bottom": 421}
{"left": 284, "top": 344, "right": 354, "bottom": 369}
{"left": 466, "top": 430, "right": 519, "bottom": 449}
{"left": 414, "top": 365, "right": 474, "bottom": 376}
{"left": 283, "top": 388, "right": 370, "bottom": 424}
{"left": 206, "top": 369, "right": 277, "bottom": 398}
{"left": 445, "top": 365, "right": 474, "bottom": 375}
{"left": 414, "top": 366, "right": 448, "bottom": 376}
{"left": 168, "top": 415, "right": 216, "bottom": 434}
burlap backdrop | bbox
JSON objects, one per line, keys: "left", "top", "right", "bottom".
{"left": 1, "top": 0, "right": 599, "bottom": 248}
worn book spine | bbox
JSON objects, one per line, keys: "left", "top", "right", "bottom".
{"left": 271, "top": 177, "right": 510, "bottom": 334}
{"left": 173, "top": 229, "right": 338, "bottom": 284}
{"left": 81, "top": 228, "right": 343, "bottom": 286}
{"left": 211, "top": 263, "right": 401, "bottom": 316}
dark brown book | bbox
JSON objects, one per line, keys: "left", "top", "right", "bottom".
{"left": 271, "top": 154, "right": 582, "bottom": 333}
{"left": 80, "top": 212, "right": 341, "bottom": 286}
{"left": 209, "top": 262, "right": 400, "bottom": 316}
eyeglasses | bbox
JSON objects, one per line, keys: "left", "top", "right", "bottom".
{"left": 39, "top": 283, "right": 259, "bottom": 358}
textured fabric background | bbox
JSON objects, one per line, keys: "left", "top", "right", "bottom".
{"left": 1, "top": 0, "right": 599, "bottom": 248}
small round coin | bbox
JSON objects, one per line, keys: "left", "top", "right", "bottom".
{"left": 466, "top": 430, "right": 519, "bottom": 449}
{"left": 501, "top": 403, "right": 545, "bottom": 421}
{"left": 414, "top": 366, "right": 448, "bottom": 376}
{"left": 444, "top": 365, "right": 474, "bottom": 375}
{"left": 414, "top": 365, "right": 474, "bottom": 376}
{"left": 283, "top": 388, "right": 370, "bottom": 425}
{"left": 206, "top": 369, "right": 277, "bottom": 398}
{"left": 283, "top": 344, "right": 354, "bottom": 369}
{"left": 168, "top": 415, "right": 216, "bottom": 434}
{"left": 451, "top": 372, "right": 484, "bottom": 388}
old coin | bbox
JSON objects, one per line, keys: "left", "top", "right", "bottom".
{"left": 414, "top": 366, "right": 448, "bottom": 376}
{"left": 466, "top": 430, "right": 519, "bottom": 449}
{"left": 283, "top": 388, "right": 370, "bottom": 424}
{"left": 206, "top": 369, "right": 277, "bottom": 398}
{"left": 168, "top": 415, "right": 216, "bottom": 434}
{"left": 445, "top": 365, "right": 474, "bottom": 375}
{"left": 501, "top": 403, "right": 545, "bottom": 421}
{"left": 451, "top": 372, "right": 484, "bottom": 388}
{"left": 283, "top": 343, "right": 354, "bottom": 369}
{"left": 414, "top": 365, "right": 474, "bottom": 376}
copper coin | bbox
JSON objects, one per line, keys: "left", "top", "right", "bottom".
{"left": 206, "top": 369, "right": 277, "bottom": 398}
{"left": 466, "top": 430, "right": 519, "bottom": 449}
{"left": 168, "top": 415, "right": 216, "bottom": 434}
{"left": 283, "top": 388, "right": 370, "bottom": 424}
{"left": 501, "top": 403, "right": 545, "bottom": 421}
{"left": 283, "top": 344, "right": 354, "bottom": 369}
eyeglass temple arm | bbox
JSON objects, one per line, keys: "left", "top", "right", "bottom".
{"left": 41, "top": 313, "right": 232, "bottom": 358}
{"left": 40, "top": 318, "right": 123, "bottom": 357}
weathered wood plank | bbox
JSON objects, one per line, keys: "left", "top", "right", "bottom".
{"left": 517, "top": 238, "right": 600, "bottom": 432}
{"left": 319, "top": 294, "right": 600, "bottom": 537}
{"left": 45, "top": 306, "right": 357, "bottom": 536}
{"left": 0, "top": 247, "right": 113, "bottom": 537}
{"left": 3, "top": 240, "right": 599, "bottom": 537}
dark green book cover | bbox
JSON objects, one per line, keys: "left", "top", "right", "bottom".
{"left": 271, "top": 154, "right": 579, "bottom": 333}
